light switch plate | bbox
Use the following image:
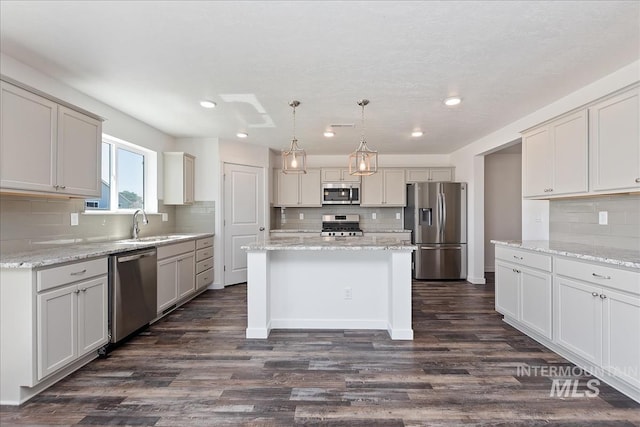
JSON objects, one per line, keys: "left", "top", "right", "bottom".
{"left": 396, "top": 212, "right": 401, "bottom": 220}
{"left": 372, "top": 212, "right": 377, "bottom": 220}
{"left": 70, "top": 212, "right": 79, "bottom": 226}
{"left": 162, "top": 213, "right": 169, "bottom": 222}
{"left": 299, "top": 213, "right": 304, "bottom": 220}
{"left": 598, "top": 211, "right": 608, "bottom": 225}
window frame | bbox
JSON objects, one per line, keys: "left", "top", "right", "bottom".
{"left": 85, "top": 134, "right": 154, "bottom": 213}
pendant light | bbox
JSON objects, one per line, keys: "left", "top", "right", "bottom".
{"left": 348, "top": 99, "right": 378, "bottom": 176}
{"left": 282, "top": 100, "right": 307, "bottom": 174}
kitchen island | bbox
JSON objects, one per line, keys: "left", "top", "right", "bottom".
{"left": 242, "top": 236, "right": 417, "bottom": 340}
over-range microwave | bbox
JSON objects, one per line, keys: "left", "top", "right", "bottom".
{"left": 322, "top": 182, "right": 360, "bottom": 205}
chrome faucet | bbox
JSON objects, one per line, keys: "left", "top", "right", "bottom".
{"left": 132, "top": 209, "right": 148, "bottom": 239}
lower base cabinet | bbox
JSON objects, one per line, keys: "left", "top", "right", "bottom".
{"left": 495, "top": 244, "right": 640, "bottom": 403}
{"left": 157, "top": 241, "right": 196, "bottom": 314}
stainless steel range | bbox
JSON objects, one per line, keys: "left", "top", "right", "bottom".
{"left": 321, "top": 214, "right": 363, "bottom": 237}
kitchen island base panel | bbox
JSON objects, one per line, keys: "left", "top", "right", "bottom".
{"left": 245, "top": 249, "right": 413, "bottom": 340}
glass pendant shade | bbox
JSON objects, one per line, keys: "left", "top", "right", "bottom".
{"left": 349, "top": 99, "right": 378, "bottom": 176}
{"left": 282, "top": 100, "right": 307, "bottom": 174}
{"left": 348, "top": 140, "right": 378, "bottom": 176}
{"left": 282, "top": 138, "right": 307, "bottom": 174}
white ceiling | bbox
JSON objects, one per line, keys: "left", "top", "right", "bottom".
{"left": 1, "top": 1, "right": 638, "bottom": 155}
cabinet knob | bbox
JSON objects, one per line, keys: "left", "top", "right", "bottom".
{"left": 636, "top": 178, "right": 640, "bottom": 183}
{"left": 592, "top": 292, "right": 599, "bottom": 297}
{"left": 81, "top": 288, "right": 87, "bottom": 292}
{"left": 74, "top": 289, "right": 80, "bottom": 294}
{"left": 59, "top": 185, "right": 66, "bottom": 189}
{"left": 600, "top": 294, "right": 607, "bottom": 299}
{"left": 259, "top": 227, "right": 265, "bottom": 231}
{"left": 513, "top": 255, "right": 523, "bottom": 260}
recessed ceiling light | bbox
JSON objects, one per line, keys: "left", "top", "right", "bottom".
{"left": 323, "top": 130, "right": 335, "bottom": 138}
{"left": 444, "top": 96, "right": 462, "bottom": 107}
{"left": 411, "top": 130, "right": 424, "bottom": 137}
{"left": 236, "top": 132, "right": 248, "bottom": 138}
{"left": 199, "top": 100, "right": 217, "bottom": 109}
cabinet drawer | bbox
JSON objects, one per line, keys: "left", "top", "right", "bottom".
{"left": 196, "top": 268, "right": 213, "bottom": 289}
{"left": 196, "top": 247, "right": 213, "bottom": 262}
{"left": 157, "top": 240, "right": 195, "bottom": 260}
{"left": 555, "top": 257, "right": 640, "bottom": 295}
{"left": 37, "top": 258, "right": 107, "bottom": 292}
{"left": 196, "top": 237, "right": 213, "bottom": 250}
{"left": 495, "top": 246, "right": 552, "bottom": 272}
{"left": 196, "top": 257, "right": 214, "bottom": 274}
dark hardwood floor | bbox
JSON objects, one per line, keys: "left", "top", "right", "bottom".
{"left": 2, "top": 276, "right": 639, "bottom": 426}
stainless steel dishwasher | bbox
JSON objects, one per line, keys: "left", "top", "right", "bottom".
{"left": 109, "top": 248, "right": 157, "bottom": 344}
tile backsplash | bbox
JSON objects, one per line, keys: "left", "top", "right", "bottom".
{"left": 272, "top": 205, "right": 404, "bottom": 231}
{"left": 0, "top": 195, "right": 215, "bottom": 254}
{"left": 549, "top": 194, "right": 640, "bottom": 250}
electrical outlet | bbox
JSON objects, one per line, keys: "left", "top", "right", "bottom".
{"left": 161, "top": 213, "right": 169, "bottom": 222}
{"left": 344, "top": 287, "right": 352, "bottom": 300}
{"left": 299, "top": 213, "right": 304, "bottom": 220}
{"left": 372, "top": 212, "right": 377, "bottom": 220}
{"left": 598, "top": 211, "right": 608, "bottom": 225}
{"left": 396, "top": 212, "right": 401, "bottom": 220}
{"left": 70, "top": 212, "right": 79, "bottom": 226}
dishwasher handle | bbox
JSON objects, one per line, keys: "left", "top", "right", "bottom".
{"left": 117, "top": 251, "right": 157, "bottom": 263}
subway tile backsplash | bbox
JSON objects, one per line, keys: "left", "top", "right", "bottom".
{"left": 549, "top": 194, "right": 640, "bottom": 250}
{"left": 272, "top": 205, "right": 404, "bottom": 231}
{"left": 0, "top": 195, "right": 215, "bottom": 255}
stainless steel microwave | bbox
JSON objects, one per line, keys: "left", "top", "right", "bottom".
{"left": 322, "top": 182, "right": 360, "bottom": 205}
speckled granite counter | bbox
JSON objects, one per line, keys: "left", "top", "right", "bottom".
{"left": 1, "top": 233, "right": 214, "bottom": 269}
{"left": 491, "top": 240, "right": 640, "bottom": 270}
{"left": 242, "top": 236, "right": 416, "bottom": 251}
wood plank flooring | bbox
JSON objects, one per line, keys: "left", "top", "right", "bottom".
{"left": 2, "top": 276, "right": 639, "bottom": 426}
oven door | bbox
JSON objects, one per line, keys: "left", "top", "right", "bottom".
{"left": 322, "top": 183, "right": 360, "bottom": 205}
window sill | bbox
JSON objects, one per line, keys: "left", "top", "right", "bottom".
{"left": 82, "top": 210, "right": 162, "bottom": 216}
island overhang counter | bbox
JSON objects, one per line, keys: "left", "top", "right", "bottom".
{"left": 242, "top": 237, "right": 417, "bottom": 340}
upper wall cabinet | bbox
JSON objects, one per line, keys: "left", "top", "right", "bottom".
{"left": 274, "top": 169, "right": 321, "bottom": 207}
{"left": 522, "top": 110, "right": 588, "bottom": 198}
{"left": 361, "top": 168, "right": 406, "bottom": 207}
{"left": 589, "top": 86, "right": 640, "bottom": 193}
{"left": 405, "top": 167, "right": 454, "bottom": 183}
{"left": 321, "top": 168, "right": 361, "bottom": 183}
{"left": 0, "top": 80, "right": 102, "bottom": 198}
{"left": 164, "top": 152, "right": 195, "bottom": 205}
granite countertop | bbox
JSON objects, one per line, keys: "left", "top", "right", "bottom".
{"left": 0, "top": 233, "right": 214, "bottom": 269}
{"left": 243, "top": 236, "right": 416, "bottom": 251}
{"left": 491, "top": 240, "right": 640, "bottom": 270}
{"left": 269, "top": 229, "right": 321, "bottom": 233}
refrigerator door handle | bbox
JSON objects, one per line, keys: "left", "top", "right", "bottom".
{"left": 420, "top": 246, "right": 464, "bottom": 250}
{"left": 441, "top": 192, "right": 447, "bottom": 239}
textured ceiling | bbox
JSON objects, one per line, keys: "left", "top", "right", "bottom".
{"left": 1, "top": 1, "right": 638, "bottom": 155}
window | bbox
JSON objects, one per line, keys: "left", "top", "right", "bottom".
{"left": 86, "top": 135, "right": 150, "bottom": 211}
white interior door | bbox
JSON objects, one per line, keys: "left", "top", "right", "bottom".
{"left": 224, "top": 163, "right": 265, "bottom": 285}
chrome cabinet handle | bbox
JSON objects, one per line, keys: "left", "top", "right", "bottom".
{"left": 512, "top": 268, "right": 521, "bottom": 273}
{"left": 70, "top": 269, "right": 87, "bottom": 276}
{"left": 592, "top": 273, "right": 611, "bottom": 280}
{"left": 74, "top": 289, "right": 80, "bottom": 294}
{"left": 600, "top": 294, "right": 607, "bottom": 299}
{"left": 592, "top": 292, "right": 599, "bottom": 297}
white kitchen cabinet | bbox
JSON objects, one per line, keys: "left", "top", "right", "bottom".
{"left": 495, "top": 246, "right": 552, "bottom": 339}
{"left": 361, "top": 168, "right": 406, "bottom": 207}
{"left": 0, "top": 80, "right": 102, "bottom": 197}
{"left": 522, "top": 110, "right": 588, "bottom": 198}
{"left": 274, "top": 168, "right": 321, "bottom": 207}
{"left": 405, "top": 167, "right": 454, "bottom": 183}
{"left": 589, "top": 86, "right": 640, "bottom": 193}
{"left": 157, "top": 240, "right": 196, "bottom": 313}
{"left": 195, "top": 237, "right": 214, "bottom": 290}
{"left": 37, "top": 275, "right": 107, "bottom": 380}
{"left": 164, "top": 152, "right": 195, "bottom": 204}
{"left": 554, "top": 256, "right": 640, "bottom": 390}
{"left": 321, "top": 168, "right": 361, "bottom": 183}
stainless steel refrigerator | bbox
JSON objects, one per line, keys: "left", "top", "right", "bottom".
{"left": 404, "top": 182, "right": 467, "bottom": 280}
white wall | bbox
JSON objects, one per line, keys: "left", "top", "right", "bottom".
{"left": 451, "top": 60, "right": 640, "bottom": 284}
{"left": 0, "top": 53, "right": 176, "bottom": 198}
{"left": 484, "top": 151, "right": 522, "bottom": 272}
